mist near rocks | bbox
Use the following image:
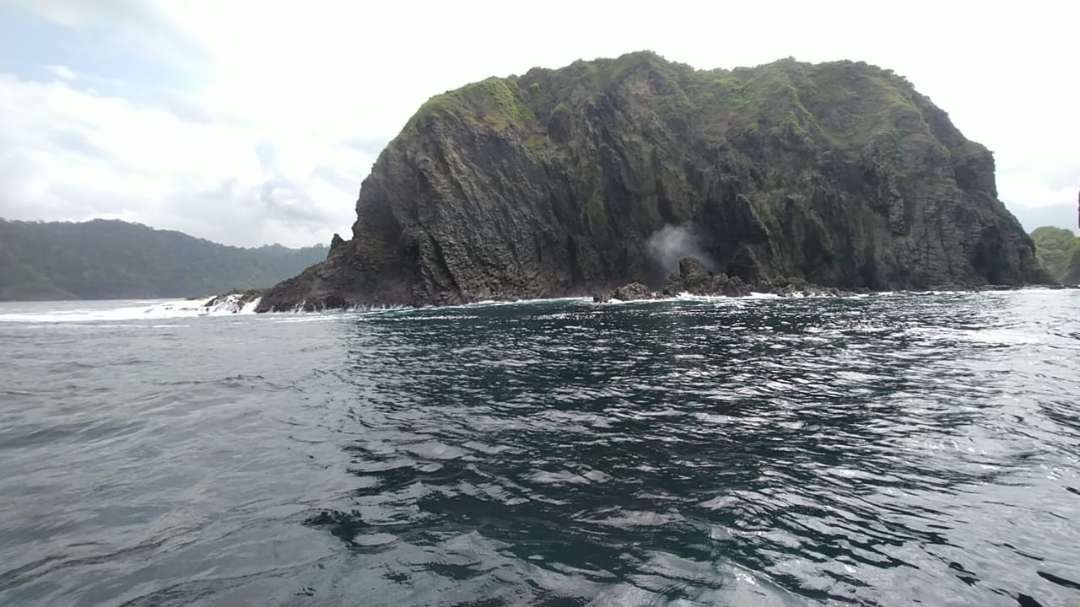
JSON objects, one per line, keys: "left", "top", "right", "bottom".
{"left": 645, "top": 224, "right": 715, "bottom": 277}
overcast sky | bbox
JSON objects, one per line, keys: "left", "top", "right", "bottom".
{"left": 0, "top": 0, "right": 1076, "bottom": 247}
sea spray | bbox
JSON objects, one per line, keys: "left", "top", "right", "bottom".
{"left": 645, "top": 223, "right": 714, "bottom": 276}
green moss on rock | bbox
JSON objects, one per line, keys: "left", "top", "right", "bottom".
{"left": 1032, "top": 226, "right": 1080, "bottom": 284}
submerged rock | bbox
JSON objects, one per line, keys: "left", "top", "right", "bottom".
{"left": 257, "top": 52, "right": 1047, "bottom": 312}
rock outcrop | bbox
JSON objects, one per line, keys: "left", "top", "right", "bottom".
{"left": 258, "top": 52, "right": 1047, "bottom": 311}
{"left": 593, "top": 281, "right": 655, "bottom": 303}
{"left": 662, "top": 257, "right": 751, "bottom": 297}
{"left": 202, "top": 289, "right": 264, "bottom": 313}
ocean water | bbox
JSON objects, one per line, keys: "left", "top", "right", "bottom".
{"left": 0, "top": 291, "right": 1078, "bottom": 606}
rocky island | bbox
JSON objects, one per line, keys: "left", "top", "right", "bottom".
{"left": 1031, "top": 226, "right": 1080, "bottom": 286}
{"left": 257, "top": 52, "right": 1047, "bottom": 311}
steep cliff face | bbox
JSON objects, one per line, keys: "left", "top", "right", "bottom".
{"left": 258, "top": 52, "right": 1045, "bottom": 311}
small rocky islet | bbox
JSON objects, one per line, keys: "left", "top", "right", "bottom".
{"left": 256, "top": 51, "right": 1053, "bottom": 312}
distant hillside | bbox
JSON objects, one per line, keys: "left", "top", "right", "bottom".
{"left": 1031, "top": 226, "right": 1080, "bottom": 285}
{"left": 0, "top": 219, "right": 328, "bottom": 300}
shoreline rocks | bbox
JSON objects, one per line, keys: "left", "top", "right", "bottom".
{"left": 593, "top": 257, "right": 856, "bottom": 301}
{"left": 202, "top": 289, "right": 264, "bottom": 314}
{"left": 592, "top": 281, "right": 654, "bottom": 303}
{"left": 662, "top": 257, "right": 752, "bottom": 298}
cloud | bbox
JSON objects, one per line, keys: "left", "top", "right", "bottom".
{"left": 44, "top": 64, "right": 74, "bottom": 80}
{"left": 0, "top": 73, "right": 369, "bottom": 246}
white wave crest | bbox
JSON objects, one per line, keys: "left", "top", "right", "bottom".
{"left": 0, "top": 296, "right": 262, "bottom": 324}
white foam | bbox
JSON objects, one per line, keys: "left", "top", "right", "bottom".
{"left": 203, "top": 293, "right": 261, "bottom": 315}
{"left": 0, "top": 296, "right": 261, "bottom": 324}
{"left": 906, "top": 326, "right": 1042, "bottom": 345}
{"left": 600, "top": 291, "right": 783, "bottom": 305}
{"left": 443, "top": 296, "right": 590, "bottom": 310}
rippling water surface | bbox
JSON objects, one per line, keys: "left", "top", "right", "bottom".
{"left": 1, "top": 291, "right": 1079, "bottom": 606}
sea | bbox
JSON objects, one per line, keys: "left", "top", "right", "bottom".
{"left": 0, "top": 290, "right": 1078, "bottom": 606}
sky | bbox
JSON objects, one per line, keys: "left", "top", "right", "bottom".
{"left": 0, "top": 0, "right": 1077, "bottom": 247}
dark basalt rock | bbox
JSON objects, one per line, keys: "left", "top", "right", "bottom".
{"left": 329, "top": 233, "right": 346, "bottom": 252}
{"left": 662, "top": 257, "right": 752, "bottom": 297}
{"left": 257, "top": 52, "right": 1048, "bottom": 312}
{"left": 593, "top": 281, "right": 655, "bottom": 302}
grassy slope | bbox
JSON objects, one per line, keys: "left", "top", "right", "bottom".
{"left": 405, "top": 52, "right": 966, "bottom": 157}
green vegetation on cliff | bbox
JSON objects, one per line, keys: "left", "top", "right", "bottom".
{"left": 0, "top": 219, "right": 327, "bottom": 300}
{"left": 1031, "top": 226, "right": 1080, "bottom": 284}
{"left": 259, "top": 52, "right": 1045, "bottom": 311}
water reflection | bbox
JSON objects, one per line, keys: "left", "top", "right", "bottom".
{"left": 301, "top": 292, "right": 1080, "bottom": 605}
